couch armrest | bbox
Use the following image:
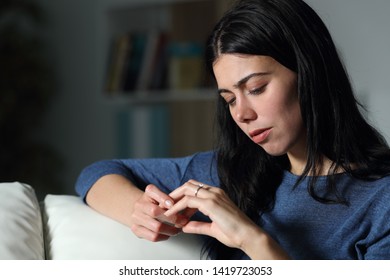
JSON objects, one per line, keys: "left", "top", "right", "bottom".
{"left": 0, "top": 182, "right": 44, "bottom": 260}
{"left": 42, "top": 195, "right": 204, "bottom": 260}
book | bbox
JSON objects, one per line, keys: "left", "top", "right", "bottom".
{"left": 168, "top": 41, "right": 204, "bottom": 90}
{"left": 108, "top": 31, "right": 210, "bottom": 94}
{"left": 122, "top": 32, "right": 148, "bottom": 92}
{"left": 136, "top": 30, "right": 161, "bottom": 91}
{"left": 149, "top": 32, "right": 169, "bottom": 90}
{"left": 105, "top": 34, "right": 132, "bottom": 93}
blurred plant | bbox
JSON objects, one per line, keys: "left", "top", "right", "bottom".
{"left": 0, "top": 0, "right": 63, "bottom": 198}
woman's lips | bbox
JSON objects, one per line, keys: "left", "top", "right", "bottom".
{"left": 249, "top": 128, "right": 272, "bottom": 144}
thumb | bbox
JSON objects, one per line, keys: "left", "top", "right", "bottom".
{"left": 145, "top": 184, "right": 174, "bottom": 209}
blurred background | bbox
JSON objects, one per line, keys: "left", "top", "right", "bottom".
{"left": 1, "top": 0, "right": 389, "bottom": 199}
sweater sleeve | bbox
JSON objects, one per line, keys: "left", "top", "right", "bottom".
{"left": 75, "top": 151, "right": 219, "bottom": 201}
{"left": 362, "top": 179, "right": 390, "bottom": 260}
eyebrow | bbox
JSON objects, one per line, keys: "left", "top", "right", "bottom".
{"left": 217, "top": 72, "right": 271, "bottom": 95}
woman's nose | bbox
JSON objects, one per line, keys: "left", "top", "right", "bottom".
{"left": 234, "top": 99, "right": 257, "bottom": 123}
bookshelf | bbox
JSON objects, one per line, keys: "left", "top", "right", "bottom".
{"left": 99, "top": 0, "right": 232, "bottom": 101}
{"left": 97, "top": 0, "right": 232, "bottom": 158}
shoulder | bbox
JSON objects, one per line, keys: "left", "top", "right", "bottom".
{"left": 357, "top": 174, "right": 390, "bottom": 195}
{"left": 343, "top": 175, "right": 390, "bottom": 223}
{"left": 365, "top": 175, "right": 390, "bottom": 206}
{"left": 346, "top": 174, "right": 390, "bottom": 201}
{"left": 356, "top": 175, "right": 390, "bottom": 259}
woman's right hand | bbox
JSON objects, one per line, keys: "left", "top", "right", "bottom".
{"left": 86, "top": 175, "right": 188, "bottom": 243}
{"left": 130, "top": 184, "right": 188, "bottom": 242}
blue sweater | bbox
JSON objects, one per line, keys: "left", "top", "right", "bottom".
{"left": 75, "top": 151, "right": 390, "bottom": 259}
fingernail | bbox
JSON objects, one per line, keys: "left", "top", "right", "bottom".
{"left": 164, "top": 200, "right": 173, "bottom": 208}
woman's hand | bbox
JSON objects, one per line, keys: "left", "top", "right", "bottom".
{"left": 164, "top": 180, "right": 257, "bottom": 248}
{"left": 130, "top": 184, "right": 189, "bottom": 242}
{"left": 164, "top": 180, "right": 290, "bottom": 259}
{"left": 86, "top": 175, "right": 189, "bottom": 243}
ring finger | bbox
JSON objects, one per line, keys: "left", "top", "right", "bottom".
{"left": 170, "top": 180, "right": 213, "bottom": 200}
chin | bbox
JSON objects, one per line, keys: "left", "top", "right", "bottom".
{"left": 260, "top": 144, "right": 287, "bottom": 157}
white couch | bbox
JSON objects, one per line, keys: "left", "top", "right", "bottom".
{"left": 0, "top": 182, "right": 204, "bottom": 260}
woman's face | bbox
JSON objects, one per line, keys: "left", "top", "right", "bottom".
{"left": 213, "top": 54, "right": 306, "bottom": 158}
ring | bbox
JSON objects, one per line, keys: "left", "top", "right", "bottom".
{"left": 194, "top": 183, "right": 204, "bottom": 197}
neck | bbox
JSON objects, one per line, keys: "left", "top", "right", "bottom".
{"left": 288, "top": 151, "right": 344, "bottom": 176}
{"left": 287, "top": 135, "right": 308, "bottom": 175}
{"left": 287, "top": 151, "right": 307, "bottom": 176}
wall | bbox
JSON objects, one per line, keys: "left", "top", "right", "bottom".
{"left": 36, "top": 0, "right": 390, "bottom": 194}
{"left": 306, "top": 0, "right": 390, "bottom": 139}
{"left": 36, "top": 0, "right": 117, "bottom": 194}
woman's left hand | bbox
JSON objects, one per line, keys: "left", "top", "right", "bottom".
{"left": 164, "top": 180, "right": 260, "bottom": 251}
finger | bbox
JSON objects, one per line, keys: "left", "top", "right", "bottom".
{"left": 187, "top": 179, "right": 205, "bottom": 186}
{"left": 169, "top": 181, "right": 210, "bottom": 200}
{"left": 182, "top": 221, "right": 212, "bottom": 236}
{"left": 156, "top": 212, "right": 189, "bottom": 228}
{"left": 132, "top": 211, "right": 182, "bottom": 236}
{"left": 145, "top": 184, "right": 174, "bottom": 209}
{"left": 179, "top": 207, "right": 198, "bottom": 221}
{"left": 164, "top": 196, "right": 210, "bottom": 218}
{"left": 131, "top": 224, "right": 171, "bottom": 242}
{"left": 136, "top": 199, "right": 188, "bottom": 227}
{"left": 140, "top": 201, "right": 179, "bottom": 225}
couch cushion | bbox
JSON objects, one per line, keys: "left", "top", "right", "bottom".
{"left": 0, "top": 182, "right": 44, "bottom": 259}
{"left": 42, "top": 194, "right": 204, "bottom": 259}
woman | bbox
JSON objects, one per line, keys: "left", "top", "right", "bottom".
{"left": 76, "top": 0, "right": 390, "bottom": 259}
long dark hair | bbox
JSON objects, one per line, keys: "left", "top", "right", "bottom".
{"left": 204, "top": 0, "right": 390, "bottom": 259}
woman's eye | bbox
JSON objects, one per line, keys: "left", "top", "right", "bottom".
{"left": 226, "top": 97, "right": 236, "bottom": 106}
{"left": 248, "top": 85, "right": 266, "bottom": 95}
